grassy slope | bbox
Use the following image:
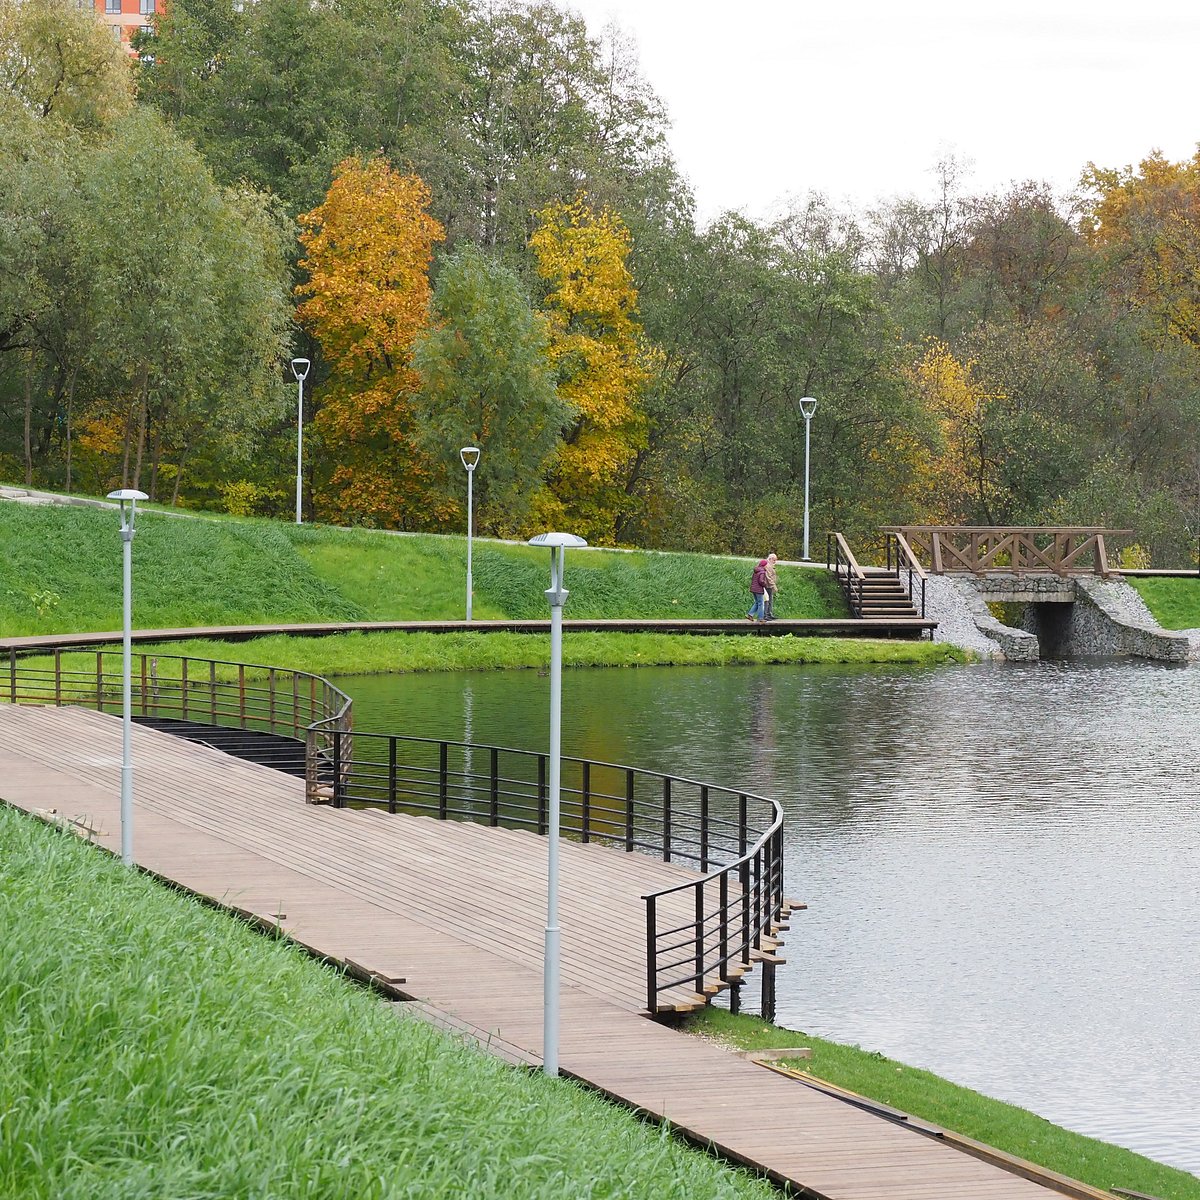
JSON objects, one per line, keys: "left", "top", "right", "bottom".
{"left": 688, "top": 1010, "right": 1199, "bottom": 1200}
{"left": 0, "top": 502, "right": 846, "bottom": 635}
{"left": 0, "top": 806, "right": 774, "bottom": 1200}
{"left": 1129, "top": 577, "right": 1200, "bottom": 630}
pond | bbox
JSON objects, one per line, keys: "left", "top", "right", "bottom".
{"left": 329, "top": 658, "right": 1200, "bottom": 1177}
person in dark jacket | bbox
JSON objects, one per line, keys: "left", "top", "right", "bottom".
{"left": 747, "top": 557, "right": 768, "bottom": 622}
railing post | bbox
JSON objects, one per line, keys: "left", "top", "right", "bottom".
{"left": 139, "top": 656, "right": 147, "bottom": 716}
{"left": 662, "top": 777, "right": 672, "bottom": 863}
{"left": 439, "top": 742, "right": 449, "bottom": 819}
{"left": 8, "top": 649, "right": 15, "bottom": 704}
{"left": 753, "top": 852, "right": 763, "bottom": 947}
{"left": 332, "top": 728, "right": 343, "bottom": 808}
{"left": 694, "top": 883, "right": 705, "bottom": 996}
{"left": 738, "top": 794, "right": 748, "bottom": 857}
{"left": 699, "top": 786, "right": 710, "bottom": 872}
{"left": 96, "top": 652, "right": 103, "bottom": 711}
{"left": 388, "top": 736, "right": 397, "bottom": 814}
{"left": 210, "top": 660, "right": 217, "bottom": 724}
{"left": 292, "top": 672, "right": 299, "bottom": 739}
{"left": 625, "top": 769, "right": 635, "bottom": 852}
{"left": 719, "top": 872, "right": 730, "bottom": 985}
{"left": 181, "top": 658, "right": 188, "bottom": 721}
{"left": 581, "top": 760, "right": 591, "bottom": 843}
{"left": 53, "top": 649, "right": 61, "bottom": 705}
{"left": 645, "top": 895, "right": 658, "bottom": 1014}
{"left": 740, "top": 858, "right": 752, "bottom": 966}
{"left": 489, "top": 747, "right": 500, "bottom": 826}
{"left": 268, "top": 667, "right": 276, "bottom": 730}
{"left": 538, "top": 755, "right": 548, "bottom": 834}
{"left": 238, "top": 664, "right": 246, "bottom": 725}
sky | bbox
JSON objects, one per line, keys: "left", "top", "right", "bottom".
{"left": 564, "top": 0, "right": 1200, "bottom": 223}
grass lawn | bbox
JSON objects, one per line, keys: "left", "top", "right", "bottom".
{"left": 1129, "top": 576, "right": 1200, "bottom": 630}
{"left": 687, "top": 1010, "right": 1200, "bottom": 1200}
{"left": 0, "top": 805, "right": 775, "bottom": 1200}
{"left": 0, "top": 501, "right": 847, "bottom": 636}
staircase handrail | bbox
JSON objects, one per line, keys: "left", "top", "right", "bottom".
{"left": 884, "top": 531, "right": 927, "bottom": 619}
{"left": 826, "top": 532, "right": 865, "bottom": 617}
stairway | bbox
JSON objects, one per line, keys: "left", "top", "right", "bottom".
{"left": 857, "top": 567, "right": 921, "bottom": 620}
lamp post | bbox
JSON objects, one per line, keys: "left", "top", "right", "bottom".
{"left": 291, "top": 358, "right": 311, "bottom": 525}
{"left": 798, "top": 396, "right": 817, "bottom": 561}
{"left": 106, "top": 488, "right": 148, "bottom": 866}
{"left": 460, "top": 446, "right": 481, "bottom": 620}
{"left": 527, "top": 530, "right": 587, "bottom": 1077}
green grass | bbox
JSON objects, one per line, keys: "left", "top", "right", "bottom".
{"left": 1129, "top": 576, "right": 1200, "bottom": 630}
{"left": 687, "top": 1010, "right": 1200, "bottom": 1200}
{"left": 0, "top": 501, "right": 846, "bottom": 636}
{"left": 0, "top": 804, "right": 775, "bottom": 1200}
{"left": 34, "top": 631, "right": 966, "bottom": 682}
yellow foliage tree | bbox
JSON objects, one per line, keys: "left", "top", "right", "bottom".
{"left": 296, "top": 157, "right": 451, "bottom": 527}
{"left": 906, "top": 340, "right": 1003, "bottom": 523}
{"left": 529, "top": 196, "right": 662, "bottom": 544}
{"left": 1083, "top": 152, "right": 1200, "bottom": 347}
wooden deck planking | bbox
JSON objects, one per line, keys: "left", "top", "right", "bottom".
{"left": 0, "top": 705, "right": 1075, "bottom": 1200}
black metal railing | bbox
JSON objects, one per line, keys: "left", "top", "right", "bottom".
{"left": 3, "top": 647, "right": 351, "bottom": 783}
{"left": 885, "top": 529, "right": 928, "bottom": 619}
{"left": 314, "top": 729, "right": 784, "bottom": 1012}
{"left": 4, "top": 643, "right": 784, "bottom": 1015}
{"left": 827, "top": 531, "right": 865, "bottom": 616}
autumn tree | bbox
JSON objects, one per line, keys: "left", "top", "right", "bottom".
{"left": 412, "top": 245, "right": 568, "bottom": 534}
{"left": 296, "top": 156, "right": 448, "bottom": 527}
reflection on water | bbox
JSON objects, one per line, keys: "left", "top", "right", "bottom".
{"left": 332, "top": 659, "right": 1200, "bottom": 1177}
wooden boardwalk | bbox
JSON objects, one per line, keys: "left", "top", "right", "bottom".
{"left": 0, "top": 705, "right": 1086, "bottom": 1200}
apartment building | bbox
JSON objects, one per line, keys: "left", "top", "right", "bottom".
{"left": 87, "top": 0, "right": 162, "bottom": 53}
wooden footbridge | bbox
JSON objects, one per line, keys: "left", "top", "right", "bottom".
{"left": 0, "top": 646, "right": 1108, "bottom": 1200}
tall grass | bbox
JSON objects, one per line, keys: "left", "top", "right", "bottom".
{"left": 0, "top": 805, "right": 774, "bottom": 1200}
{"left": 689, "top": 1010, "right": 1200, "bottom": 1200}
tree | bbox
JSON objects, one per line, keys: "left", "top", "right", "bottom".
{"left": 296, "top": 156, "right": 448, "bottom": 527}
{"left": 529, "top": 194, "right": 660, "bottom": 543}
{"left": 412, "top": 244, "right": 567, "bottom": 534}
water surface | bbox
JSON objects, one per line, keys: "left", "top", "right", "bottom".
{"left": 331, "top": 659, "right": 1200, "bottom": 1176}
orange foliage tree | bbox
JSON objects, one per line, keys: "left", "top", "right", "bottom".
{"left": 529, "top": 195, "right": 662, "bottom": 544}
{"left": 1083, "top": 152, "right": 1200, "bottom": 347}
{"left": 296, "top": 157, "right": 450, "bottom": 527}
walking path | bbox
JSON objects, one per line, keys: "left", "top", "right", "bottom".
{"left": 0, "top": 704, "right": 1092, "bottom": 1200}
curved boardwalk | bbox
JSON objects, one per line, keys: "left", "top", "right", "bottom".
{"left": 0, "top": 704, "right": 1089, "bottom": 1200}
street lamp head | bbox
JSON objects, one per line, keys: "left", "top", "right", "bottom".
{"left": 798, "top": 396, "right": 817, "bottom": 420}
{"left": 290, "top": 357, "right": 311, "bottom": 382}
{"left": 107, "top": 489, "right": 148, "bottom": 537}
{"left": 527, "top": 532, "right": 588, "bottom": 549}
{"left": 460, "top": 445, "right": 481, "bottom": 471}
{"left": 107, "top": 489, "right": 149, "bottom": 503}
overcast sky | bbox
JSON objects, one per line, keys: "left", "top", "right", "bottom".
{"left": 564, "top": 0, "right": 1200, "bottom": 223}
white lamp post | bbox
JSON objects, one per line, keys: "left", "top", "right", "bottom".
{"left": 107, "top": 488, "right": 148, "bottom": 866}
{"left": 460, "top": 446, "right": 481, "bottom": 620}
{"left": 527, "top": 530, "right": 587, "bottom": 1077}
{"left": 291, "top": 358, "right": 311, "bottom": 525}
{"left": 799, "top": 396, "right": 817, "bottom": 561}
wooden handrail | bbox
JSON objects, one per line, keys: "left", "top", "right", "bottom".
{"left": 881, "top": 526, "right": 1131, "bottom": 578}
{"left": 828, "top": 532, "right": 865, "bottom": 579}
{"left": 890, "top": 531, "right": 927, "bottom": 581}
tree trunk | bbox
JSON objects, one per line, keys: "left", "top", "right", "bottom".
{"left": 23, "top": 352, "right": 33, "bottom": 486}
{"left": 65, "top": 365, "right": 78, "bottom": 493}
{"left": 170, "top": 448, "right": 186, "bottom": 506}
{"left": 132, "top": 366, "right": 150, "bottom": 491}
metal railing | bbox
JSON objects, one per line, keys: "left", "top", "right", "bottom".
{"left": 885, "top": 530, "right": 928, "bottom": 619}
{"left": 3, "top": 647, "right": 351, "bottom": 784}
{"left": 4, "top": 644, "right": 783, "bottom": 1015}
{"left": 313, "top": 730, "right": 784, "bottom": 1012}
{"left": 827, "top": 531, "right": 865, "bottom": 616}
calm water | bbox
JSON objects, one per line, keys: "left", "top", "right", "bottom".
{"left": 330, "top": 660, "right": 1200, "bottom": 1176}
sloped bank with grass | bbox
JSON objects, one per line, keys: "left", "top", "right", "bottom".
{"left": 686, "top": 1010, "right": 1200, "bottom": 1200}
{"left": 0, "top": 804, "right": 775, "bottom": 1200}
{"left": 0, "top": 500, "right": 960, "bottom": 673}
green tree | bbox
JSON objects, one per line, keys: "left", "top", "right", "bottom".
{"left": 413, "top": 244, "right": 567, "bottom": 534}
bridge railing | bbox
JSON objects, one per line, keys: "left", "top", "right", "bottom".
{"left": 4, "top": 643, "right": 783, "bottom": 1015}
{"left": 313, "top": 729, "right": 784, "bottom": 1013}
{"left": 880, "top": 526, "right": 1132, "bottom": 577}
{"left": 884, "top": 531, "right": 927, "bottom": 618}
{"left": 826, "top": 532, "right": 865, "bottom": 616}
